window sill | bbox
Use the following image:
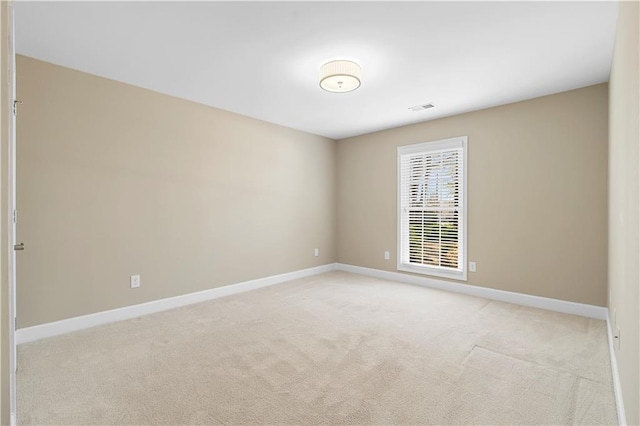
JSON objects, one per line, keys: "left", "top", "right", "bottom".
{"left": 397, "top": 263, "right": 467, "bottom": 282}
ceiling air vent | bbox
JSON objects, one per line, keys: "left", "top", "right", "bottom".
{"left": 409, "top": 103, "right": 435, "bottom": 112}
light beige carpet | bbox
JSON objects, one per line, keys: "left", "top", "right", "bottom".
{"left": 18, "top": 271, "right": 617, "bottom": 425}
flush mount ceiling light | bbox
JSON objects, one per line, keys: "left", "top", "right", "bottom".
{"left": 319, "top": 60, "right": 361, "bottom": 93}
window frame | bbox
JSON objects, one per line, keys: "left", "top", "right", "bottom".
{"left": 396, "top": 136, "right": 468, "bottom": 281}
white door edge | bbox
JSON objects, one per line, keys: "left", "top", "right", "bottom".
{"left": 8, "top": 2, "right": 18, "bottom": 423}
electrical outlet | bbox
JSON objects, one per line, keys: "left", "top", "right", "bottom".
{"left": 469, "top": 261, "right": 477, "bottom": 272}
{"left": 384, "top": 251, "right": 390, "bottom": 260}
{"left": 314, "top": 248, "right": 319, "bottom": 257}
{"left": 130, "top": 275, "right": 141, "bottom": 289}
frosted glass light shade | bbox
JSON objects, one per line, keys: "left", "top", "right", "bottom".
{"left": 319, "top": 60, "right": 361, "bottom": 93}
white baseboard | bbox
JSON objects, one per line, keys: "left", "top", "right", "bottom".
{"left": 606, "top": 316, "right": 627, "bottom": 426}
{"left": 16, "top": 263, "right": 336, "bottom": 345}
{"left": 18, "top": 262, "right": 609, "bottom": 343}
{"left": 335, "top": 263, "right": 608, "bottom": 320}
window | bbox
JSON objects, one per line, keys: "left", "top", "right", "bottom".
{"left": 397, "top": 136, "right": 467, "bottom": 280}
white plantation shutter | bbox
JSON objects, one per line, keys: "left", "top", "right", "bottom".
{"left": 398, "top": 137, "right": 467, "bottom": 280}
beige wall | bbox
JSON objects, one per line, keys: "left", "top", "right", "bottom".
{"left": 608, "top": 1, "right": 640, "bottom": 424}
{"left": 16, "top": 55, "right": 337, "bottom": 328}
{"left": 337, "top": 84, "right": 609, "bottom": 307}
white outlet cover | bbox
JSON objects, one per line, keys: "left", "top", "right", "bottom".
{"left": 314, "top": 248, "right": 319, "bottom": 257}
{"left": 384, "top": 251, "right": 390, "bottom": 260}
{"left": 130, "top": 275, "right": 141, "bottom": 288}
{"left": 469, "top": 262, "right": 477, "bottom": 272}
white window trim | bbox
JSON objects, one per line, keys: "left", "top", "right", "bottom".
{"left": 397, "top": 136, "right": 468, "bottom": 281}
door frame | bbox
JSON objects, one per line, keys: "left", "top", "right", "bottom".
{"left": 7, "top": 1, "right": 17, "bottom": 423}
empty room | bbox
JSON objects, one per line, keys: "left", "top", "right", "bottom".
{"left": 0, "top": 0, "right": 637, "bottom": 424}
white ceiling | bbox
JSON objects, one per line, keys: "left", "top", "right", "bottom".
{"left": 15, "top": 1, "right": 618, "bottom": 140}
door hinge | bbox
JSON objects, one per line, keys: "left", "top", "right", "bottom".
{"left": 12, "top": 209, "right": 16, "bottom": 224}
{"left": 12, "top": 100, "right": 22, "bottom": 116}
{"left": 14, "top": 317, "right": 16, "bottom": 331}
